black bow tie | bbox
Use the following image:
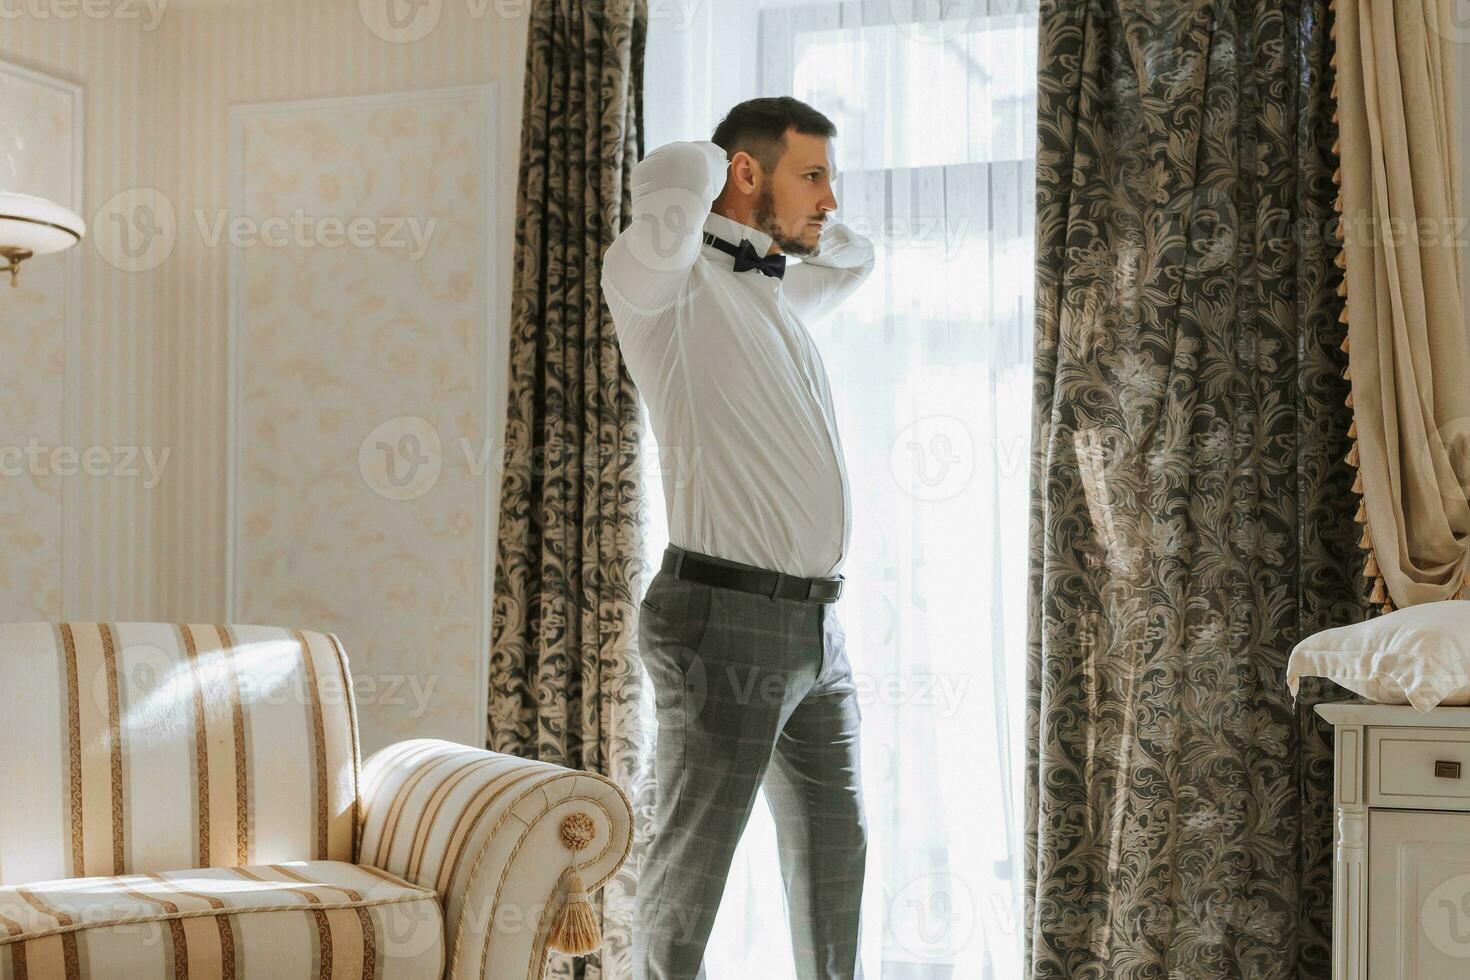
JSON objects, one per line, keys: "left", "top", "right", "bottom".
{"left": 703, "top": 231, "right": 786, "bottom": 279}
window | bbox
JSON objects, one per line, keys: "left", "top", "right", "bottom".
{"left": 640, "top": 3, "right": 1038, "bottom": 974}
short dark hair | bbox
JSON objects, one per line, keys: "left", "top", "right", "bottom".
{"left": 711, "top": 96, "right": 837, "bottom": 175}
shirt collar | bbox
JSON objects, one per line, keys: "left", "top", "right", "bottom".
{"left": 702, "top": 211, "right": 777, "bottom": 265}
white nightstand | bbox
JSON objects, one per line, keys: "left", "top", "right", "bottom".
{"left": 1317, "top": 703, "right": 1470, "bottom": 979}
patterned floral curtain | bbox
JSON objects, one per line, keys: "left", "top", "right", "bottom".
{"left": 1025, "top": 1, "right": 1366, "bottom": 976}
{"left": 489, "top": 1, "right": 650, "bottom": 976}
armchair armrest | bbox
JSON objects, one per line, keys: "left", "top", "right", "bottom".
{"left": 357, "top": 738, "right": 632, "bottom": 979}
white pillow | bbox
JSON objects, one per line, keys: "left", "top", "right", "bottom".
{"left": 1287, "top": 600, "right": 1470, "bottom": 713}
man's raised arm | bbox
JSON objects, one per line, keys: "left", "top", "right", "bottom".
{"left": 601, "top": 140, "right": 729, "bottom": 315}
{"left": 783, "top": 220, "right": 876, "bottom": 323}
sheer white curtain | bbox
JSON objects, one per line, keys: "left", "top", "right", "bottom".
{"left": 638, "top": 2, "right": 1037, "bottom": 975}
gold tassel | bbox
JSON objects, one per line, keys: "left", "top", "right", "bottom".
{"left": 1364, "top": 552, "right": 1379, "bottom": 577}
{"left": 548, "top": 812, "right": 602, "bottom": 955}
{"left": 548, "top": 866, "right": 601, "bottom": 954}
{"left": 1338, "top": 305, "right": 1350, "bottom": 323}
{"left": 1347, "top": 442, "right": 1360, "bottom": 467}
{"left": 1343, "top": 363, "right": 1352, "bottom": 381}
{"left": 1334, "top": 191, "right": 1344, "bottom": 212}
{"left": 1332, "top": 108, "right": 1340, "bottom": 125}
{"left": 1331, "top": 136, "right": 1341, "bottom": 156}
{"left": 1345, "top": 389, "right": 1354, "bottom": 408}
{"left": 1370, "top": 578, "right": 1388, "bottom": 604}
{"left": 1334, "top": 249, "right": 1347, "bottom": 269}
{"left": 1355, "top": 499, "right": 1367, "bottom": 522}
{"left": 1352, "top": 471, "right": 1364, "bottom": 494}
{"left": 1337, "top": 279, "right": 1349, "bottom": 297}
{"left": 1359, "top": 526, "right": 1373, "bottom": 550}
{"left": 1331, "top": 79, "right": 1339, "bottom": 100}
{"left": 1340, "top": 331, "right": 1351, "bottom": 351}
{"left": 1348, "top": 419, "right": 1358, "bottom": 439}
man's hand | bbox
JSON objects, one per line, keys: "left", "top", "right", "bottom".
{"left": 806, "top": 221, "right": 870, "bottom": 267}
{"left": 784, "top": 220, "right": 876, "bottom": 322}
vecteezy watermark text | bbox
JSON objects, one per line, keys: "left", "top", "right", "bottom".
{"left": 0, "top": 439, "right": 170, "bottom": 489}
{"left": 195, "top": 209, "right": 437, "bottom": 260}
{"left": 0, "top": 0, "right": 167, "bottom": 31}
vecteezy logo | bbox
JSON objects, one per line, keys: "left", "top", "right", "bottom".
{"left": 93, "top": 188, "right": 177, "bottom": 273}
{"left": 891, "top": 0, "right": 977, "bottom": 44}
{"left": 359, "top": 0, "right": 442, "bottom": 44}
{"left": 358, "top": 416, "right": 442, "bottom": 500}
{"left": 1425, "top": 0, "right": 1470, "bottom": 45}
{"left": 889, "top": 414, "right": 976, "bottom": 502}
{"left": 625, "top": 185, "right": 707, "bottom": 274}
{"left": 889, "top": 871, "right": 976, "bottom": 959}
{"left": 90, "top": 644, "right": 184, "bottom": 737}
{"left": 1422, "top": 872, "right": 1470, "bottom": 957}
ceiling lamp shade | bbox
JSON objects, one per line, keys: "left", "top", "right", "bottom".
{"left": 0, "top": 190, "right": 86, "bottom": 287}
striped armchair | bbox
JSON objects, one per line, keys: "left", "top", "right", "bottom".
{"left": 0, "top": 623, "right": 633, "bottom": 979}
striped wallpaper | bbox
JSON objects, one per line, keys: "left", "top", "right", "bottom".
{"left": 148, "top": 0, "right": 525, "bottom": 625}
{"left": 0, "top": 12, "right": 160, "bottom": 621}
{"left": 0, "top": 1, "right": 526, "bottom": 653}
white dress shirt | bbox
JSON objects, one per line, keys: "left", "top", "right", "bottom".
{"left": 600, "top": 139, "right": 876, "bottom": 578}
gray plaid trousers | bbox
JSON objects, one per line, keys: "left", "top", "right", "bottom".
{"left": 632, "top": 545, "right": 868, "bottom": 980}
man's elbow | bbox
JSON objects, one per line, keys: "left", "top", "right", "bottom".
{"left": 599, "top": 238, "right": 627, "bottom": 307}
{"left": 631, "top": 140, "right": 723, "bottom": 200}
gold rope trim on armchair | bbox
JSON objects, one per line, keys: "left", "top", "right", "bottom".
{"left": 443, "top": 784, "right": 632, "bottom": 978}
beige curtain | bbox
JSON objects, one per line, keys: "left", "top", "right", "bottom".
{"left": 1334, "top": 0, "right": 1470, "bottom": 610}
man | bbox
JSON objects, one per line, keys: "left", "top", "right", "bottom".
{"left": 600, "top": 96, "right": 875, "bottom": 980}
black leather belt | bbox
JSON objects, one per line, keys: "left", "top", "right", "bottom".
{"left": 662, "top": 546, "right": 843, "bottom": 603}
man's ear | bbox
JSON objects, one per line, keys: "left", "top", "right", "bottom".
{"left": 727, "top": 149, "right": 761, "bottom": 195}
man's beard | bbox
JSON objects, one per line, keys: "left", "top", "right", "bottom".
{"left": 752, "top": 184, "right": 821, "bottom": 257}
